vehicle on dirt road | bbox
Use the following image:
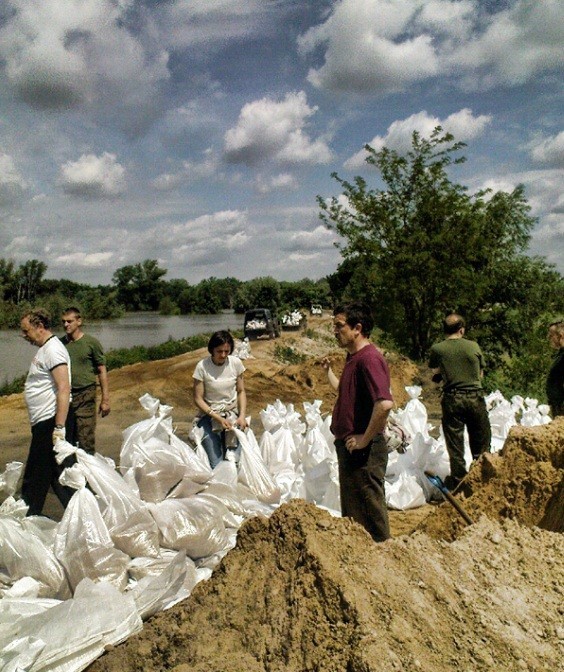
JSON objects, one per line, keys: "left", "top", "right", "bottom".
{"left": 244, "top": 308, "right": 281, "bottom": 340}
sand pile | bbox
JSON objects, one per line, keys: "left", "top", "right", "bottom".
{"left": 419, "top": 417, "right": 564, "bottom": 542}
{"left": 89, "top": 418, "right": 564, "bottom": 672}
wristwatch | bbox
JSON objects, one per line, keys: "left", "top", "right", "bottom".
{"left": 55, "top": 424, "right": 65, "bottom": 429}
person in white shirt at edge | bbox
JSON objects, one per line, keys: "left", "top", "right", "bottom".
{"left": 192, "top": 330, "right": 247, "bottom": 468}
{"left": 20, "top": 308, "right": 76, "bottom": 516}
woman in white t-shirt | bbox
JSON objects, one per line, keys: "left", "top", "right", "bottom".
{"left": 192, "top": 330, "right": 247, "bottom": 468}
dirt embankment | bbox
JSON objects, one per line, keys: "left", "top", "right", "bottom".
{"left": 2, "top": 315, "right": 563, "bottom": 672}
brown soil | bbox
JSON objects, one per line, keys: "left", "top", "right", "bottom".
{"left": 1, "top": 315, "right": 563, "bottom": 671}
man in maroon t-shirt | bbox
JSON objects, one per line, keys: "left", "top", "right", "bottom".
{"left": 323, "top": 302, "right": 394, "bottom": 542}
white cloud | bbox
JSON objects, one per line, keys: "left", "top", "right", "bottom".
{"left": 298, "top": 0, "right": 439, "bottom": 93}
{"left": 151, "top": 150, "right": 221, "bottom": 191}
{"left": 158, "top": 0, "right": 279, "bottom": 50}
{"left": 55, "top": 251, "right": 114, "bottom": 267}
{"left": 299, "top": 0, "right": 564, "bottom": 94}
{"left": 59, "top": 152, "right": 126, "bottom": 197}
{"left": 450, "top": 0, "right": 564, "bottom": 89}
{"left": 344, "top": 109, "right": 492, "bottom": 169}
{"left": 282, "top": 225, "right": 338, "bottom": 253}
{"left": 0, "top": 0, "right": 170, "bottom": 132}
{"left": 0, "top": 152, "right": 27, "bottom": 205}
{"left": 224, "top": 91, "right": 333, "bottom": 166}
{"left": 528, "top": 131, "right": 564, "bottom": 167}
{"left": 255, "top": 173, "right": 298, "bottom": 194}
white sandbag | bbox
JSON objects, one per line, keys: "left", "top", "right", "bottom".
{"left": 386, "top": 472, "right": 426, "bottom": 510}
{"left": 195, "top": 481, "right": 248, "bottom": 520}
{"left": 54, "top": 468, "right": 130, "bottom": 592}
{"left": 0, "top": 515, "right": 70, "bottom": 600}
{"left": 169, "top": 433, "right": 213, "bottom": 482}
{"left": 55, "top": 442, "right": 161, "bottom": 559}
{"left": 0, "top": 461, "right": 24, "bottom": 498}
{"left": 148, "top": 497, "right": 233, "bottom": 560}
{"left": 394, "top": 386, "right": 429, "bottom": 438}
{"left": 0, "top": 579, "right": 142, "bottom": 672}
{"left": 120, "top": 395, "right": 174, "bottom": 472}
{"left": 130, "top": 550, "right": 190, "bottom": 620}
{"left": 0, "top": 636, "right": 45, "bottom": 672}
{"left": 235, "top": 428, "right": 281, "bottom": 505}
{"left": 0, "top": 494, "right": 28, "bottom": 519}
{"left": 127, "top": 435, "right": 189, "bottom": 503}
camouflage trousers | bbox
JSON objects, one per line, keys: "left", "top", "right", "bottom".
{"left": 441, "top": 391, "right": 491, "bottom": 482}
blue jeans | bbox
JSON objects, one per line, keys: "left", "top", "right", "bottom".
{"left": 196, "top": 415, "right": 241, "bottom": 468}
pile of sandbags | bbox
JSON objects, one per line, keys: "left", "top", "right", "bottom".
{"left": 0, "top": 387, "right": 552, "bottom": 671}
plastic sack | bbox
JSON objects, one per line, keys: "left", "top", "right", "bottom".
{"left": 55, "top": 442, "right": 161, "bottom": 559}
{"left": 0, "top": 515, "right": 70, "bottom": 600}
{"left": 386, "top": 472, "right": 426, "bottom": 510}
{"left": 54, "top": 467, "right": 130, "bottom": 592}
{"left": 0, "top": 461, "right": 24, "bottom": 498}
{"left": 130, "top": 550, "right": 190, "bottom": 619}
{"left": 0, "top": 579, "right": 142, "bottom": 672}
{"left": 235, "top": 428, "right": 281, "bottom": 505}
{"left": 120, "top": 395, "right": 174, "bottom": 472}
{"left": 148, "top": 497, "right": 233, "bottom": 560}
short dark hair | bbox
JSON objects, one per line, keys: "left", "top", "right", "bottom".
{"left": 22, "top": 308, "right": 51, "bottom": 329}
{"left": 444, "top": 313, "right": 465, "bottom": 334}
{"left": 333, "top": 302, "right": 374, "bottom": 336}
{"left": 207, "top": 330, "right": 235, "bottom": 354}
{"left": 62, "top": 306, "right": 82, "bottom": 319}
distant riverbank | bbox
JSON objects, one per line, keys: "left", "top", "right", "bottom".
{"left": 0, "top": 311, "right": 243, "bottom": 384}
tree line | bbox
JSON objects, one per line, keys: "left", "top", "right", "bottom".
{"left": 0, "top": 258, "right": 332, "bottom": 328}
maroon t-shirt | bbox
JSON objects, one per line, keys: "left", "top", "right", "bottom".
{"left": 330, "top": 343, "right": 393, "bottom": 440}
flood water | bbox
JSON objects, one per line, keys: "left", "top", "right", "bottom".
{"left": 0, "top": 311, "right": 243, "bottom": 384}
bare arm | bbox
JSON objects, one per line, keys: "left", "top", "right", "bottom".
{"left": 346, "top": 398, "right": 394, "bottom": 452}
{"left": 52, "top": 365, "right": 71, "bottom": 427}
{"left": 235, "top": 374, "right": 248, "bottom": 429}
{"left": 321, "top": 357, "right": 339, "bottom": 390}
{"left": 97, "top": 364, "right": 110, "bottom": 416}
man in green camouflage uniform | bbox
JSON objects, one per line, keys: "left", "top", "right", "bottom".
{"left": 429, "top": 314, "right": 491, "bottom": 489}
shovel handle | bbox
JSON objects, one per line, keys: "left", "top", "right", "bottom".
{"left": 424, "top": 472, "right": 474, "bottom": 526}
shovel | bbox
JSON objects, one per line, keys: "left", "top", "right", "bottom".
{"left": 424, "top": 472, "right": 474, "bottom": 525}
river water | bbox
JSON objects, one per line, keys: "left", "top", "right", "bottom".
{"left": 0, "top": 311, "right": 243, "bottom": 384}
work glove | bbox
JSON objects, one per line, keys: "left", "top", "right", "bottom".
{"left": 52, "top": 425, "right": 66, "bottom": 445}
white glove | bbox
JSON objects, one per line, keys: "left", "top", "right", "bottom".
{"left": 52, "top": 425, "right": 66, "bottom": 444}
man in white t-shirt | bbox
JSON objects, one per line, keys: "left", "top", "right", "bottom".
{"left": 20, "top": 308, "right": 76, "bottom": 516}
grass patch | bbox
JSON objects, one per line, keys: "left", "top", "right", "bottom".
{"left": 274, "top": 344, "right": 308, "bottom": 365}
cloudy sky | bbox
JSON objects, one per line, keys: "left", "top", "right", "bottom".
{"left": 0, "top": 0, "right": 562, "bottom": 286}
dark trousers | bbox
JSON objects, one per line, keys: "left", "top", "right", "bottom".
{"left": 441, "top": 391, "right": 491, "bottom": 482}
{"left": 71, "top": 385, "right": 97, "bottom": 454}
{"left": 21, "top": 414, "right": 76, "bottom": 516}
{"left": 335, "top": 435, "right": 390, "bottom": 542}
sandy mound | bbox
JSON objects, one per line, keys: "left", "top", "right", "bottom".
{"left": 418, "top": 417, "right": 564, "bottom": 542}
{"left": 3, "top": 315, "right": 563, "bottom": 672}
{"left": 89, "top": 497, "right": 563, "bottom": 672}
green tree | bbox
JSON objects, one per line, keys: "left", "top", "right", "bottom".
{"left": 233, "top": 277, "right": 281, "bottom": 313}
{"left": 15, "top": 259, "right": 47, "bottom": 304}
{"left": 319, "top": 128, "right": 539, "bottom": 359}
{"left": 112, "top": 259, "right": 167, "bottom": 311}
{"left": 0, "top": 259, "right": 16, "bottom": 301}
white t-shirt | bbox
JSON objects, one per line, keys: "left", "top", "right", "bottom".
{"left": 24, "top": 335, "right": 71, "bottom": 426}
{"left": 193, "top": 355, "right": 245, "bottom": 413}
